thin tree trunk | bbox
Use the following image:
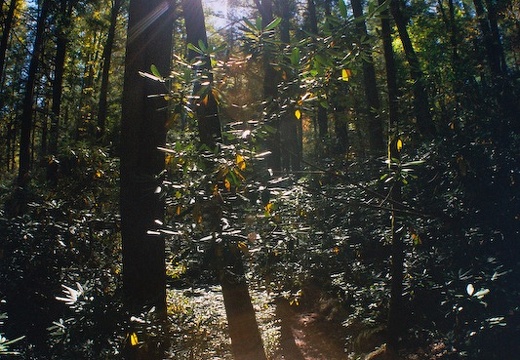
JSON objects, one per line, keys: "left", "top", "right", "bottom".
{"left": 473, "top": 0, "right": 507, "bottom": 77}
{"left": 306, "top": 0, "right": 328, "bottom": 141}
{"left": 390, "top": 0, "right": 435, "bottom": 138}
{"left": 350, "top": 0, "right": 385, "bottom": 155}
{"left": 0, "top": 0, "right": 16, "bottom": 86}
{"left": 47, "top": 0, "right": 72, "bottom": 184}
{"left": 182, "top": 1, "right": 267, "bottom": 358}
{"left": 97, "top": 0, "right": 123, "bottom": 143}
{"left": 182, "top": 0, "right": 222, "bottom": 147}
{"left": 256, "top": 0, "right": 281, "bottom": 172}
{"left": 18, "top": 0, "right": 50, "bottom": 188}
{"left": 279, "top": 0, "right": 301, "bottom": 173}
{"left": 380, "top": 1, "right": 403, "bottom": 353}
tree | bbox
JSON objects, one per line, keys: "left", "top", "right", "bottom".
{"left": 97, "top": 0, "right": 124, "bottom": 143}
{"left": 17, "top": 0, "right": 50, "bottom": 189}
{"left": 306, "top": 0, "right": 328, "bottom": 142}
{"left": 256, "top": 0, "right": 282, "bottom": 172}
{"left": 120, "top": 0, "right": 175, "bottom": 316}
{"left": 380, "top": 0, "right": 403, "bottom": 352}
{"left": 47, "top": 0, "right": 76, "bottom": 185}
{"left": 181, "top": 0, "right": 267, "bottom": 358}
{"left": 390, "top": 0, "right": 436, "bottom": 137}
{"left": 0, "top": 0, "right": 16, "bottom": 88}
{"left": 350, "top": 0, "right": 385, "bottom": 155}
{"left": 278, "top": 0, "right": 302, "bottom": 172}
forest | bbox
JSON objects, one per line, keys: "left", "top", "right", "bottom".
{"left": 0, "top": 0, "right": 519, "bottom": 358}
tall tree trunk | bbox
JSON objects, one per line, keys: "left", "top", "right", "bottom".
{"left": 47, "top": 0, "right": 72, "bottom": 185}
{"left": 121, "top": 0, "right": 174, "bottom": 320}
{"left": 18, "top": 0, "right": 50, "bottom": 188}
{"left": 380, "top": 1, "right": 403, "bottom": 354}
{"left": 350, "top": 0, "right": 385, "bottom": 156}
{"left": 256, "top": 0, "right": 281, "bottom": 172}
{"left": 390, "top": 0, "right": 436, "bottom": 138}
{"left": 97, "top": 0, "right": 123, "bottom": 143}
{"left": 437, "top": 0, "right": 462, "bottom": 120}
{"left": 279, "top": 0, "right": 301, "bottom": 173}
{"left": 182, "top": 1, "right": 267, "bottom": 358}
{"left": 0, "top": 0, "right": 16, "bottom": 87}
{"left": 182, "top": 0, "right": 222, "bottom": 147}
{"left": 473, "top": 0, "right": 507, "bottom": 77}
{"left": 306, "top": 0, "right": 328, "bottom": 142}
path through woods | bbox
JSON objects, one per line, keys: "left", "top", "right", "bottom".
{"left": 274, "top": 298, "right": 347, "bottom": 360}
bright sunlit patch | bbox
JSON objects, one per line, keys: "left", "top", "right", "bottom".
{"left": 127, "top": 2, "right": 171, "bottom": 44}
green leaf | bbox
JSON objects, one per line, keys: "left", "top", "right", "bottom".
{"left": 242, "top": 18, "right": 258, "bottom": 32}
{"left": 138, "top": 71, "right": 164, "bottom": 83}
{"left": 338, "top": 0, "right": 347, "bottom": 18}
{"left": 150, "top": 64, "right": 162, "bottom": 78}
{"left": 187, "top": 43, "right": 204, "bottom": 55}
{"left": 290, "top": 47, "right": 300, "bottom": 66}
{"left": 264, "top": 17, "right": 282, "bottom": 31}
{"left": 198, "top": 40, "right": 208, "bottom": 52}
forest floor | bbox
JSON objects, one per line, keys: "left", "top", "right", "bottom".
{"left": 273, "top": 298, "right": 348, "bottom": 360}
{"left": 275, "top": 301, "right": 347, "bottom": 360}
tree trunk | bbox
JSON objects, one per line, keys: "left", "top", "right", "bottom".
{"left": 97, "top": 0, "right": 123, "bottom": 143}
{"left": 120, "top": 0, "right": 174, "bottom": 317}
{"left": 279, "top": 0, "right": 301, "bottom": 173}
{"left": 380, "top": 1, "right": 403, "bottom": 353}
{"left": 18, "top": 0, "right": 50, "bottom": 188}
{"left": 0, "top": 0, "right": 16, "bottom": 87}
{"left": 257, "top": 0, "right": 281, "bottom": 172}
{"left": 350, "top": 0, "right": 385, "bottom": 156}
{"left": 390, "top": 0, "right": 435, "bottom": 138}
{"left": 182, "top": 1, "right": 267, "bottom": 358}
{"left": 47, "top": 0, "right": 73, "bottom": 185}
{"left": 473, "top": 0, "right": 507, "bottom": 78}
{"left": 306, "top": 0, "right": 328, "bottom": 142}
{"left": 182, "top": 0, "right": 222, "bottom": 147}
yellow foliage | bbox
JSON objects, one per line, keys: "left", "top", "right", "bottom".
{"left": 129, "top": 332, "right": 138, "bottom": 346}
{"left": 396, "top": 138, "right": 403, "bottom": 152}
{"left": 236, "top": 154, "right": 246, "bottom": 171}
{"left": 341, "top": 68, "right": 352, "bottom": 81}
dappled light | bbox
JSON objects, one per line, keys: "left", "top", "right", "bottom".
{"left": 0, "top": 0, "right": 519, "bottom": 358}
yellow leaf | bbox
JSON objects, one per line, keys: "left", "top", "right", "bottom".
{"left": 341, "top": 68, "right": 351, "bottom": 81}
{"left": 224, "top": 178, "right": 231, "bottom": 191}
{"left": 236, "top": 154, "right": 246, "bottom": 171}
{"left": 396, "top": 138, "right": 403, "bottom": 152}
{"left": 294, "top": 109, "right": 301, "bottom": 120}
{"left": 237, "top": 241, "right": 249, "bottom": 255}
{"left": 129, "top": 332, "right": 139, "bottom": 346}
{"left": 264, "top": 202, "right": 273, "bottom": 215}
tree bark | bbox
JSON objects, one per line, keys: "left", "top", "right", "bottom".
{"left": 18, "top": 0, "right": 50, "bottom": 188}
{"left": 47, "top": 0, "right": 74, "bottom": 185}
{"left": 182, "top": 0, "right": 222, "bottom": 147}
{"left": 380, "top": 1, "right": 403, "bottom": 353}
{"left": 120, "top": 0, "right": 174, "bottom": 316}
{"left": 307, "top": 0, "right": 328, "bottom": 141}
{"left": 0, "top": 0, "right": 16, "bottom": 87}
{"left": 279, "top": 0, "right": 301, "bottom": 173}
{"left": 182, "top": 1, "right": 267, "bottom": 358}
{"left": 390, "top": 0, "right": 436, "bottom": 138}
{"left": 257, "top": 0, "right": 282, "bottom": 172}
{"left": 350, "top": 0, "right": 385, "bottom": 156}
{"left": 97, "top": 0, "right": 123, "bottom": 143}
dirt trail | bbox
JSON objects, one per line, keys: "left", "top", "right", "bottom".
{"left": 274, "top": 299, "right": 347, "bottom": 360}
